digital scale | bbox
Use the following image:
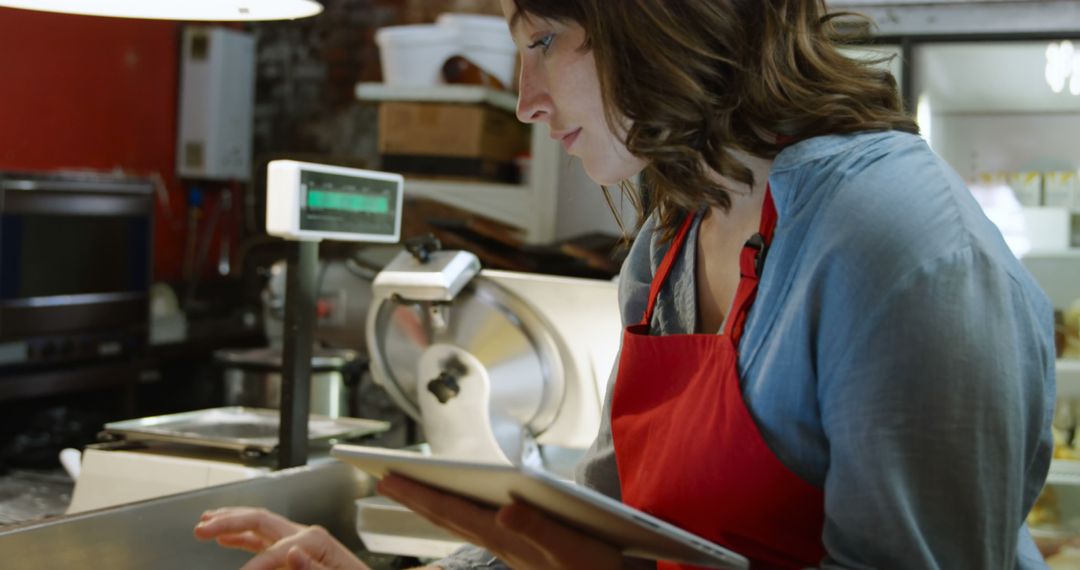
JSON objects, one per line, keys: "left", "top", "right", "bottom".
{"left": 266, "top": 160, "right": 403, "bottom": 243}
{"left": 68, "top": 162, "right": 406, "bottom": 513}
{"left": 264, "top": 160, "right": 404, "bottom": 468}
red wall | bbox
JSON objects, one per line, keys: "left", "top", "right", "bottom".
{"left": 0, "top": 7, "right": 185, "bottom": 281}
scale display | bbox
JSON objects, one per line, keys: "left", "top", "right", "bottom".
{"left": 266, "top": 160, "right": 403, "bottom": 242}
{"left": 300, "top": 170, "right": 397, "bottom": 235}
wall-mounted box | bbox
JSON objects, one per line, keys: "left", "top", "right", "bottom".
{"left": 177, "top": 26, "right": 256, "bottom": 181}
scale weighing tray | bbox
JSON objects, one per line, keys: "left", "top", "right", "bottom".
{"left": 102, "top": 407, "right": 391, "bottom": 457}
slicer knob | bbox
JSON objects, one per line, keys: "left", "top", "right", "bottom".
{"left": 404, "top": 233, "right": 442, "bottom": 264}
{"left": 426, "top": 371, "right": 461, "bottom": 404}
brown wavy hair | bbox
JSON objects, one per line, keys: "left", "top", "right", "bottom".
{"left": 511, "top": 0, "right": 918, "bottom": 240}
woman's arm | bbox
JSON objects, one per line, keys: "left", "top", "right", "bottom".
{"left": 816, "top": 246, "right": 1055, "bottom": 568}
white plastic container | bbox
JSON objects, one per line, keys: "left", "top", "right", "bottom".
{"left": 375, "top": 24, "right": 460, "bottom": 87}
{"left": 436, "top": 13, "right": 517, "bottom": 87}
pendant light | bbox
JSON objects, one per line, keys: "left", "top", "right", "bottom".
{"left": 0, "top": 0, "right": 322, "bottom": 21}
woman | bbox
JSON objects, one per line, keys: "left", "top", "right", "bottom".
{"left": 195, "top": 0, "right": 1056, "bottom": 568}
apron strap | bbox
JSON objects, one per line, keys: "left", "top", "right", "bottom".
{"left": 723, "top": 185, "right": 778, "bottom": 341}
{"left": 639, "top": 213, "right": 696, "bottom": 327}
{"left": 638, "top": 185, "right": 779, "bottom": 333}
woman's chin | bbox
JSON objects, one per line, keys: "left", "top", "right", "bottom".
{"left": 581, "top": 160, "right": 644, "bottom": 187}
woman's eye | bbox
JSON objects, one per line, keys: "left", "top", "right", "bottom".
{"left": 527, "top": 34, "right": 554, "bottom": 53}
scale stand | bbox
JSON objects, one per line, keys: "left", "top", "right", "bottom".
{"left": 279, "top": 240, "right": 318, "bottom": 469}
{"left": 266, "top": 160, "right": 404, "bottom": 470}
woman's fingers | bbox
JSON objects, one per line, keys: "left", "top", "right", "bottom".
{"left": 213, "top": 530, "right": 275, "bottom": 553}
{"left": 377, "top": 475, "right": 624, "bottom": 570}
{"left": 377, "top": 475, "right": 565, "bottom": 567}
{"left": 194, "top": 507, "right": 303, "bottom": 544}
{"left": 496, "top": 500, "right": 623, "bottom": 569}
{"left": 194, "top": 507, "right": 370, "bottom": 569}
{"left": 286, "top": 545, "right": 333, "bottom": 570}
{"left": 238, "top": 525, "right": 369, "bottom": 570}
{"left": 376, "top": 474, "right": 511, "bottom": 547}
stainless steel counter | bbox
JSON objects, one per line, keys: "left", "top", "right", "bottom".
{"left": 0, "top": 469, "right": 73, "bottom": 526}
{"left": 0, "top": 458, "right": 371, "bottom": 569}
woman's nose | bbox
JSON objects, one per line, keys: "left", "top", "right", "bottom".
{"left": 516, "top": 65, "right": 552, "bottom": 124}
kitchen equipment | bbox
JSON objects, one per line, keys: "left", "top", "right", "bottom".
{"left": 366, "top": 245, "right": 621, "bottom": 467}
{"left": 65, "top": 407, "right": 389, "bottom": 513}
{"left": 264, "top": 160, "right": 404, "bottom": 468}
{"left": 0, "top": 0, "right": 323, "bottom": 21}
{"left": 0, "top": 170, "right": 153, "bottom": 371}
{"left": 3, "top": 456, "right": 364, "bottom": 570}
{"left": 357, "top": 244, "right": 621, "bottom": 557}
{"left": 215, "top": 347, "right": 366, "bottom": 418}
{"left": 100, "top": 406, "right": 388, "bottom": 457}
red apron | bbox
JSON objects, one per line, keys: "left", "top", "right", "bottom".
{"left": 610, "top": 187, "right": 827, "bottom": 569}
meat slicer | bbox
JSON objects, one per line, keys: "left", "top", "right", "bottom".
{"left": 356, "top": 238, "right": 621, "bottom": 558}
{"left": 365, "top": 238, "right": 621, "bottom": 470}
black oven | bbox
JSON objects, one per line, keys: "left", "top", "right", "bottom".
{"left": 0, "top": 171, "right": 153, "bottom": 370}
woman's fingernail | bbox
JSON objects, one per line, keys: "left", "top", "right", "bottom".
{"left": 495, "top": 507, "right": 516, "bottom": 529}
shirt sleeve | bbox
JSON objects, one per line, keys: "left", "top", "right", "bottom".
{"left": 815, "top": 245, "right": 1055, "bottom": 569}
{"left": 433, "top": 544, "right": 509, "bottom": 570}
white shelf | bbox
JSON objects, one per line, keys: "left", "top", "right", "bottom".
{"left": 355, "top": 82, "right": 517, "bottom": 112}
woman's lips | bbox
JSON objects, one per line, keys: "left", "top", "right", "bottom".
{"left": 556, "top": 128, "right": 582, "bottom": 152}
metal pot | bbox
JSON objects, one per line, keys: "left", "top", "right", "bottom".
{"left": 214, "top": 347, "right": 365, "bottom": 418}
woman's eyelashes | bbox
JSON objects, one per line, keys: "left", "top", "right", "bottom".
{"left": 527, "top": 33, "right": 555, "bottom": 54}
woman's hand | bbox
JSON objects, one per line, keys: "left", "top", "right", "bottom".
{"left": 194, "top": 506, "right": 371, "bottom": 570}
{"left": 377, "top": 474, "right": 625, "bottom": 570}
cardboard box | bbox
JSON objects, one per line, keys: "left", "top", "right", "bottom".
{"left": 378, "top": 101, "right": 529, "bottom": 161}
{"left": 381, "top": 155, "right": 520, "bottom": 184}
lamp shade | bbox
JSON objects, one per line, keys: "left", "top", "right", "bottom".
{"left": 0, "top": 0, "right": 323, "bottom": 21}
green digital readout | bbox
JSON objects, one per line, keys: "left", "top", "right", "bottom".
{"left": 298, "top": 168, "right": 398, "bottom": 236}
{"left": 307, "top": 190, "right": 389, "bottom": 214}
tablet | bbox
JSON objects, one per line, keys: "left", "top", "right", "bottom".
{"left": 331, "top": 444, "right": 749, "bottom": 569}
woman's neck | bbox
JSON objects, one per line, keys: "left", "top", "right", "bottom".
{"left": 703, "top": 150, "right": 773, "bottom": 229}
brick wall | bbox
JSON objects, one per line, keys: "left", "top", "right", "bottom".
{"left": 251, "top": 0, "right": 502, "bottom": 165}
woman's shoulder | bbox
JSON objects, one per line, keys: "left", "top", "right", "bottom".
{"left": 772, "top": 129, "right": 1044, "bottom": 313}
{"left": 773, "top": 130, "right": 926, "bottom": 175}
{"left": 776, "top": 130, "right": 972, "bottom": 256}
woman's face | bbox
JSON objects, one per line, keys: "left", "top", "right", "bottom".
{"left": 501, "top": 1, "right": 646, "bottom": 185}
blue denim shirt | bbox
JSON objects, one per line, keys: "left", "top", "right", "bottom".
{"left": 440, "top": 130, "right": 1056, "bottom": 569}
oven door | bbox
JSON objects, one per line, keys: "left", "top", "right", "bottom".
{"left": 0, "top": 175, "right": 153, "bottom": 360}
